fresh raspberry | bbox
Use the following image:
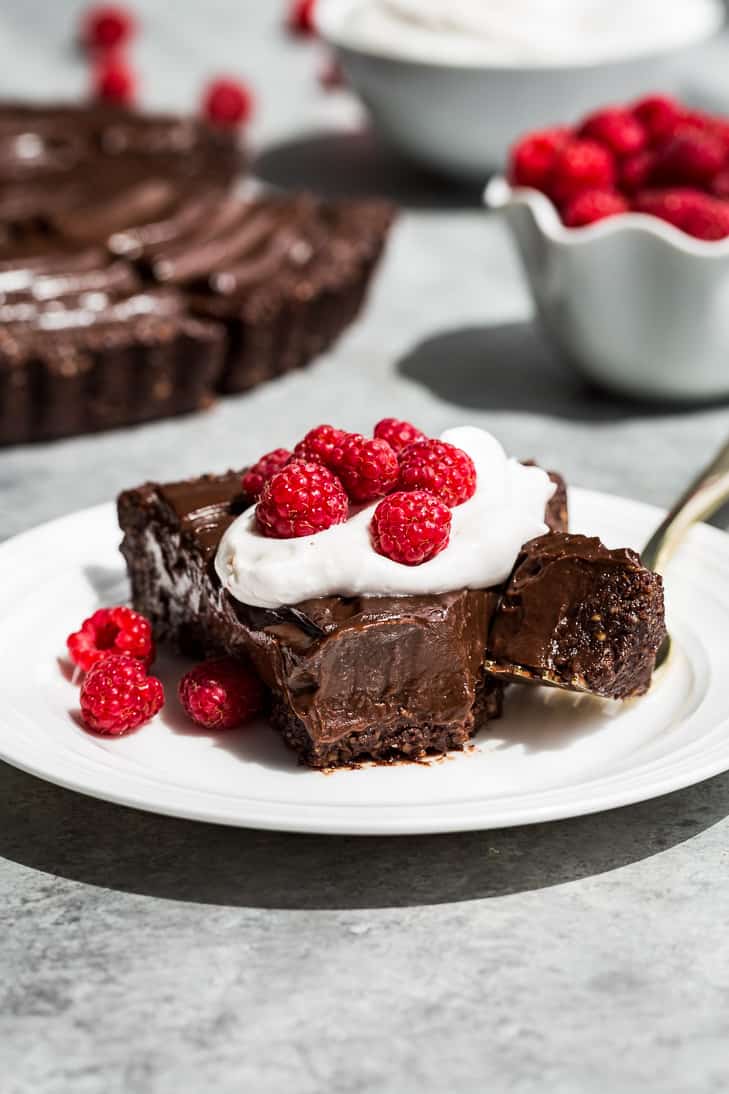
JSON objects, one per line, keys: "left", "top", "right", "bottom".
{"left": 67, "top": 606, "right": 155, "bottom": 673}
{"left": 256, "top": 460, "right": 348, "bottom": 538}
{"left": 294, "top": 424, "right": 347, "bottom": 465}
{"left": 620, "top": 149, "right": 656, "bottom": 193}
{"left": 373, "top": 417, "right": 427, "bottom": 454}
{"left": 633, "top": 188, "right": 729, "bottom": 241}
{"left": 92, "top": 55, "right": 136, "bottom": 105}
{"left": 562, "top": 189, "right": 629, "bottom": 228}
{"left": 633, "top": 94, "right": 684, "bottom": 143}
{"left": 202, "top": 77, "right": 254, "bottom": 128}
{"left": 548, "top": 139, "right": 615, "bottom": 204}
{"left": 81, "top": 5, "right": 135, "bottom": 52}
{"left": 241, "top": 448, "right": 292, "bottom": 499}
{"left": 80, "top": 654, "right": 164, "bottom": 736}
{"left": 371, "top": 491, "right": 451, "bottom": 567}
{"left": 711, "top": 169, "right": 729, "bottom": 200}
{"left": 653, "top": 124, "right": 726, "bottom": 186}
{"left": 333, "top": 434, "right": 399, "bottom": 503}
{"left": 179, "top": 657, "right": 264, "bottom": 730}
{"left": 287, "top": 0, "right": 317, "bottom": 35}
{"left": 579, "top": 108, "right": 646, "bottom": 159}
{"left": 398, "top": 439, "right": 477, "bottom": 508}
{"left": 507, "top": 127, "right": 570, "bottom": 191}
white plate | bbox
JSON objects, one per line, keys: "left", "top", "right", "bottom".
{"left": 0, "top": 489, "right": 727, "bottom": 835}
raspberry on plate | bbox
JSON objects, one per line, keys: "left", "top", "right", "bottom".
{"left": 563, "top": 189, "right": 629, "bottom": 228}
{"left": 632, "top": 94, "right": 684, "bottom": 142}
{"left": 202, "top": 77, "right": 254, "bottom": 129}
{"left": 398, "top": 439, "right": 477, "bottom": 508}
{"left": 579, "top": 108, "right": 647, "bottom": 159}
{"left": 653, "top": 124, "right": 726, "bottom": 186}
{"left": 80, "top": 653, "right": 164, "bottom": 736}
{"left": 179, "top": 657, "right": 264, "bottom": 730}
{"left": 92, "top": 55, "right": 136, "bottom": 105}
{"left": 371, "top": 490, "right": 451, "bottom": 566}
{"left": 332, "top": 433, "right": 399, "bottom": 503}
{"left": 620, "top": 150, "right": 656, "bottom": 193}
{"left": 241, "top": 448, "right": 292, "bottom": 499}
{"left": 373, "top": 417, "right": 426, "bottom": 453}
{"left": 294, "top": 424, "right": 347, "bottom": 466}
{"left": 633, "top": 188, "right": 729, "bottom": 241}
{"left": 549, "top": 139, "right": 616, "bottom": 204}
{"left": 81, "top": 4, "right": 135, "bottom": 52}
{"left": 287, "top": 0, "right": 317, "bottom": 35}
{"left": 507, "top": 127, "right": 569, "bottom": 191}
{"left": 256, "top": 460, "right": 348, "bottom": 538}
{"left": 67, "top": 605, "right": 155, "bottom": 673}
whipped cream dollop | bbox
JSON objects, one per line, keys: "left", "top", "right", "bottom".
{"left": 338, "top": 0, "right": 722, "bottom": 66}
{"left": 215, "top": 427, "right": 555, "bottom": 609}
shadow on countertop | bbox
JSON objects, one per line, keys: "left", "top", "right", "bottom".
{"left": 398, "top": 322, "right": 729, "bottom": 423}
{"left": 254, "top": 129, "right": 483, "bottom": 210}
{"left": 2, "top": 760, "right": 727, "bottom": 910}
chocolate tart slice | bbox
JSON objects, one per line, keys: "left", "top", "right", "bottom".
{"left": 485, "top": 533, "right": 666, "bottom": 699}
{"left": 118, "top": 470, "right": 504, "bottom": 768}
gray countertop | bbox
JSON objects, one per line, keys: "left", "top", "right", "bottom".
{"left": 3, "top": 4, "right": 729, "bottom": 1092}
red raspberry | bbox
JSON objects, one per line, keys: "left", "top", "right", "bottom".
{"left": 92, "top": 55, "right": 135, "bottom": 105}
{"left": 241, "top": 448, "right": 292, "bottom": 499}
{"left": 398, "top": 439, "right": 476, "bottom": 508}
{"left": 549, "top": 139, "right": 615, "bottom": 204}
{"left": 67, "top": 606, "right": 155, "bottom": 673}
{"left": 294, "top": 424, "right": 347, "bottom": 465}
{"left": 620, "top": 149, "right": 656, "bottom": 193}
{"left": 633, "top": 95, "right": 684, "bottom": 143}
{"left": 508, "top": 127, "right": 570, "bottom": 191}
{"left": 202, "top": 77, "right": 254, "bottom": 128}
{"left": 579, "top": 108, "right": 646, "bottom": 159}
{"left": 562, "top": 189, "right": 629, "bottom": 228}
{"left": 371, "top": 491, "right": 451, "bottom": 566}
{"left": 256, "top": 460, "right": 348, "bottom": 538}
{"left": 287, "top": 0, "right": 317, "bottom": 35}
{"left": 653, "top": 124, "right": 725, "bottom": 186}
{"left": 373, "top": 417, "right": 426, "bottom": 453}
{"left": 711, "top": 169, "right": 729, "bottom": 200}
{"left": 633, "top": 188, "right": 729, "bottom": 241}
{"left": 333, "top": 434, "right": 399, "bottom": 503}
{"left": 80, "top": 654, "right": 164, "bottom": 736}
{"left": 179, "top": 657, "right": 264, "bottom": 730}
{"left": 81, "top": 5, "right": 135, "bottom": 52}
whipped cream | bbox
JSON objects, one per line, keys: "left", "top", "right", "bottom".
{"left": 337, "top": 0, "right": 722, "bottom": 67}
{"left": 215, "top": 426, "right": 554, "bottom": 609}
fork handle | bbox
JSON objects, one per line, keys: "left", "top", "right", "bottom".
{"left": 642, "top": 437, "right": 729, "bottom": 574}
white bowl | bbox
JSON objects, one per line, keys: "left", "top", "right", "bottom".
{"left": 316, "top": 0, "right": 724, "bottom": 182}
{"left": 486, "top": 177, "right": 729, "bottom": 402}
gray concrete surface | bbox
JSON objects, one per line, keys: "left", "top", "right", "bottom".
{"left": 2, "top": 3, "right": 729, "bottom": 1092}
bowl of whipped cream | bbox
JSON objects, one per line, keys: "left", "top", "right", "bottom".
{"left": 316, "top": 0, "right": 724, "bottom": 181}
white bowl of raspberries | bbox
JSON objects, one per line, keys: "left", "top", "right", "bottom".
{"left": 486, "top": 94, "right": 729, "bottom": 401}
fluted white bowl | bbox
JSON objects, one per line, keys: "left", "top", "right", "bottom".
{"left": 316, "top": 0, "right": 723, "bottom": 182}
{"left": 486, "top": 177, "right": 729, "bottom": 402}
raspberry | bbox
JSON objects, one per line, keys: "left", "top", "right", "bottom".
{"left": 67, "top": 606, "right": 155, "bottom": 673}
{"left": 507, "top": 127, "right": 569, "bottom": 191}
{"left": 633, "top": 188, "right": 729, "bottom": 241}
{"left": 398, "top": 439, "right": 477, "bottom": 508}
{"left": 179, "top": 657, "right": 264, "bottom": 730}
{"left": 373, "top": 417, "right": 426, "bottom": 453}
{"left": 202, "top": 77, "right": 254, "bottom": 128}
{"left": 562, "top": 189, "right": 629, "bottom": 228}
{"left": 294, "top": 424, "right": 347, "bottom": 465}
{"left": 371, "top": 491, "right": 451, "bottom": 566}
{"left": 712, "top": 169, "right": 729, "bottom": 200}
{"left": 653, "top": 124, "right": 726, "bottom": 186}
{"left": 287, "top": 0, "right": 317, "bottom": 35}
{"left": 579, "top": 108, "right": 646, "bottom": 159}
{"left": 332, "top": 433, "right": 399, "bottom": 503}
{"left": 549, "top": 139, "right": 615, "bottom": 204}
{"left": 92, "top": 55, "right": 135, "bottom": 105}
{"left": 256, "top": 460, "right": 348, "bottom": 538}
{"left": 633, "top": 95, "right": 684, "bottom": 142}
{"left": 80, "top": 654, "right": 164, "bottom": 736}
{"left": 81, "top": 5, "right": 135, "bottom": 52}
{"left": 241, "top": 448, "right": 292, "bottom": 499}
{"left": 620, "top": 150, "right": 656, "bottom": 193}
